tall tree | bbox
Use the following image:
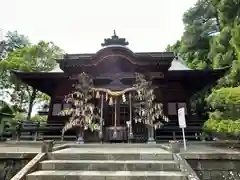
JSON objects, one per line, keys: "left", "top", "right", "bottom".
{"left": 166, "top": 0, "right": 240, "bottom": 118}
{"left": 0, "top": 41, "right": 64, "bottom": 120}
{"left": 167, "top": 0, "right": 222, "bottom": 69}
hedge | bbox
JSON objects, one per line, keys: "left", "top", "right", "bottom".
{"left": 203, "top": 119, "right": 240, "bottom": 138}
{"left": 207, "top": 87, "right": 240, "bottom": 120}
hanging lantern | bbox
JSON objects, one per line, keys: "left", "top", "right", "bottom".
{"left": 109, "top": 97, "right": 113, "bottom": 106}
{"left": 122, "top": 94, "right": 126, "bottom": 102}
{"left": 96, "top": 91, "right": 100, "bottom": 99}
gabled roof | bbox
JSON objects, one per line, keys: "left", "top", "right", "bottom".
{"left": 49, "top": 64, "right": 63, "bottom": 72}
{"left": 169, "top": 56, "right": 191, "bottom": 71}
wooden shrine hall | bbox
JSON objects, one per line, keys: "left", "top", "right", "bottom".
{"left": 12, "top": 32, "right": 227, "bottom": 142}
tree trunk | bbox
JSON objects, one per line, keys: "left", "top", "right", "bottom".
{"left": 215, "top": 10, "right": 221, "bottom": 32}
{"left": 26, "top": 88, "right": 36, "bottom": 121}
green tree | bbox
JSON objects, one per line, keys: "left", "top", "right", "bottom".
{"left": 166, "top": 0, "right": 240, "bottom": 119}
{"left": 0, "top": 41, "right": 64, "bottom": 120}
{"left": 0, "top": 31, "right": 30, "bottom": 59}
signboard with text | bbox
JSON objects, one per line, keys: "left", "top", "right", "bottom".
{"left": 178, "top": 107, "right": 186, "bottom": 128}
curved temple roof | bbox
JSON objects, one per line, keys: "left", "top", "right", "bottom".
{"left": 51, "top": 55, "right": 190, "bottom": 73}
{"left": 11, "top": 32, "right": 228, "bottom": 96}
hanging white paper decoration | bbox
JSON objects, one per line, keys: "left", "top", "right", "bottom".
{"left": 105, "top": 93, "right": 108, "bottom": 101}
{"left": 96, "top": 91, "right": 100, "bottom": 99}
{"left": 109, "top": 97, "right": 113, "bottom": 105}
{"left": 122, "top": 94, "right": 126, "bottom": 102}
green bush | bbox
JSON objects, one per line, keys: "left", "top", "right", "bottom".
{"left": 207, "top": 87, "right": 240, "bottom": 108}
{"left": 207, "top": 87, "right": 240, "bottom": 120}
{"left": 203, "top": 119, "right": 240, "bottom": 138}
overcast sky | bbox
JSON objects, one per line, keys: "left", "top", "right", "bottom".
{"left": 1, "top": 0, "right": 197, "bottom": 53}
{"left": 0, "top": 0, "right": 197, "bottom": 115}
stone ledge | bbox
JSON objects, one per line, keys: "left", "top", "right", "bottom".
{"left": 52, "top": 144, "right": 70, "bottom": 152}
{"left": 182, "top": 153, "right": 240, "bottom": 160}
{"left": 64, "top": 143, "right": 169, "bottom": 148}
{"left": 173, "top": 154, "right": 200, "bottom": 180}
{"left": 0, "top": 153, "right": 37, "bottom": 159}
{"left": 27, "top": 170, "right": 187, "bottom": 180}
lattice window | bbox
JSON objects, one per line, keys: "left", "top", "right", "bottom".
{"left": 106, "top": 106, "right": 114, "bottom": 126}
{"left": 120, "top": 105, "right": 129, "bottom": 125}
{"left": 167, "top": 102, "right": 188, "bottom": 115}
{"left": 52, "top": 103, "right": 62, "bottom": 116}
{"left": 63, "top": 103, "right": 71, "bottom": 110}
{"left": 168, "top": 103, "right": 177, "bottom": 115}
{"left": 178, "top": 102, "right": 188, "bottom": 115}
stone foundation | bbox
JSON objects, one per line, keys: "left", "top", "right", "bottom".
{"left": 0, "top": 153, "right": 36, "bottom": 180}
{"left": 182, "top": 153, "right": 240, "bottom": 180}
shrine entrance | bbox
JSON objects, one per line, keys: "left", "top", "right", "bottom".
{"left": 96, "top": 89, "right": 148, "bottom": 143}
{"left": 103, "top": 102, "right": 129, "bottom": 142}
{"left": 102, "top": 102, "right": 148, "bottom": 143}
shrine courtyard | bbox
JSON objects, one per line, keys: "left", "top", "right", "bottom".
{"left": 2, "top": 33, "right": 239, "bottom": 179}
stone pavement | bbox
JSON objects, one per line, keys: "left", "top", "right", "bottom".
{"left": 53, "top": 147, "right": 171, "bottom": 154}
{"left": 0, "top": 141, "right": 239, "bottom": 154}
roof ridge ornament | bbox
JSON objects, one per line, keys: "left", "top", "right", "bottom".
{"left": 101, "top": 30, "right": 129, "bottom": 47}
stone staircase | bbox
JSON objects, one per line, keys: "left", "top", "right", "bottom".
{"left": 26, "top": 146, "right": 187, "bottom": 180}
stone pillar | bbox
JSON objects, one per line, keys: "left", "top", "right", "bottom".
{"left": 41, "top": 140, "right": 54, "bottom": 153}
{"left": 147, "top": 124, "right": 156, "bottom": 144}
{"left": 76, "top": 129, "right": 84, "bottom": 144}
{"left": 169, "top": 140, "right": 180, "bottom": 153}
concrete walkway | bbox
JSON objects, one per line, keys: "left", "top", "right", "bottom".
{"left": 53, "top": 147, "right": 171, "bottom": 154}
{"left": 0, "top": 141, "right": 239, "bottom": 154}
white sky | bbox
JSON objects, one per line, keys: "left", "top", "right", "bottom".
{"left": 0, "top": 0, "right": 197, "bottom": 115}
{"left": 0, "top": 0, "right": 197, "bottom": 53}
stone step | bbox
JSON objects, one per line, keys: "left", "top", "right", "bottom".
{"left": 27, "top": 170, "right": 187, "bottom": 180}
{"left": 48, "top": 152, "right": 174, "bottom": 160}
{"left": 40, "top": 160, "right": 180, "bottom": 171}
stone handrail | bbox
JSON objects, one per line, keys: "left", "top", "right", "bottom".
{"left": 10, "top": 153, "right": 46, "bottom": 180}
{"left": 173, "top": 153, "right": 200, "bottom": 180}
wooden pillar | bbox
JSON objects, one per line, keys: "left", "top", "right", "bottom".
{"left": 129, "top": 93, "right": 133, "bottom": 140}
{"left": 99, "top": 94, "right": 104, "bottom": 142}
{"left": 113, "top": 98, "right": 117, "bottom": 139}
{"left": 47, "top": 97, "right": 54, "bottom": 124}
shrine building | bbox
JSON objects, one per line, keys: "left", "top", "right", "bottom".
{"left": 12, "top": 32, "right": 227, "bottom": 142}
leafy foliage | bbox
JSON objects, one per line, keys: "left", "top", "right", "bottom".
{"left": 0, "top": 31, "right": 30, "bottom": 59}
{"left": 167, "top": 0, "right": 240, "bottom": 122}
{"left": 204, "top": 87, "right": 240, "bottom": 138}
{"left": 0, "top": 40, "right": 64, "bottom": 119}
{"left": 203, "top": 119, "right": 240, "bottom": 138}
{"left": 207, "top": 87, "right": 240, "bottom": 120}
{"left": 60, "top": 73, "right": 100, "bottom": 135}
{"left": 0, "top": 100, "right": 14, "bottom": 116}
